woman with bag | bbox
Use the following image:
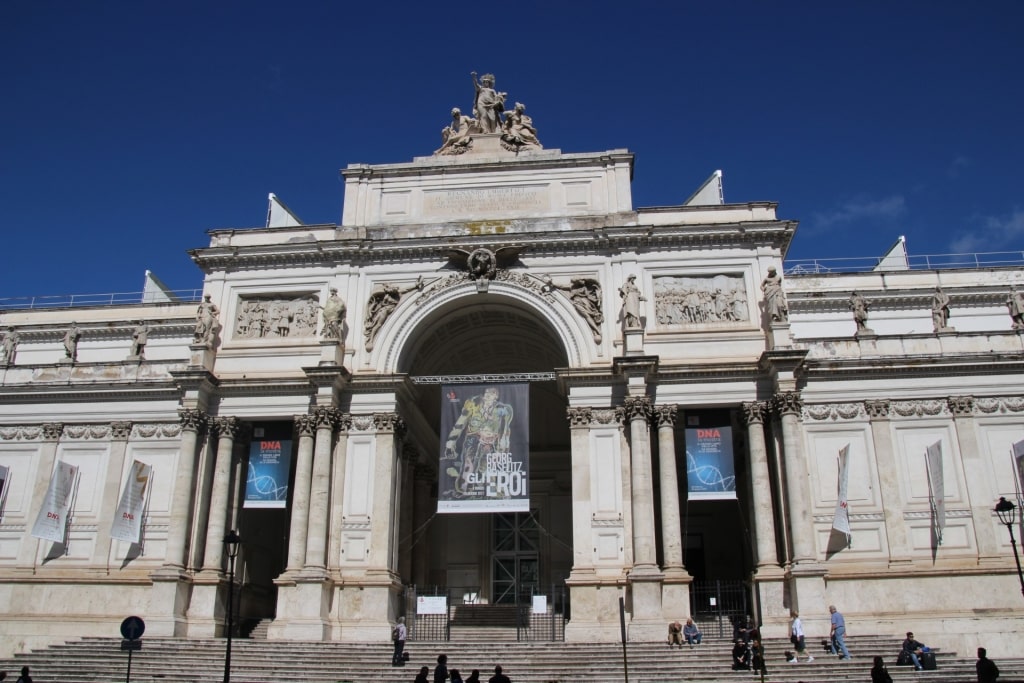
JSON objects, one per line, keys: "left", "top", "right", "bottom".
{"left": 789, "top": 611, "right": 814, "bottom": 663}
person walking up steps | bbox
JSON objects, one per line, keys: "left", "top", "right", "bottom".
{"left": 790, "top": 611, "right": 814, "bottom": 663}
{"left": 828, "top": 604, "right": 851, "bottom": 660}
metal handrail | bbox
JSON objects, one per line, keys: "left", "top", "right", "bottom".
{"left": 0, "top": 289, "right": 204, "bottom": 311}
{"left": 784, "top": 251, "right": 1024, "bottom": 275}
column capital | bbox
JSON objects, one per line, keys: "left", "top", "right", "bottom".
{"left": 374, "top": 412, "right": 405, "bottom": 435}
{"left": 654, "top": 404, "right": 677, "bottom": 427}
{"left": 110, "top": 421, "right": 133, "bottom": 440}
{"left": 41, "top": 422, "right": 64, "bottom": 441}
{"left": 741, "top": 401, "right": 769, "bottom": 425}
{"left": 313, "top": 406, "right": 337, "bottom": 430}
{"left": 864, "top": 399, "right": 891, "bottom": 419}
{"left": 947, "top": 395, "right": 974, "bottom": 417}
{"left": 623, "top": 396, "right": 652, "bottom": 421}
{"left": 566, "top": 406, "right": 592, "bottom": 427}
{"left": 214, "top": 416, "right": 242, "bottom": 439}
{"left": 294, "top": 413, "right": 316, "bottom": 437}
{"left": 772, "top": 391, "right": 803, "bottom": 417}
{"left": 177, "top": 409, "right": 207, "bottom": 433}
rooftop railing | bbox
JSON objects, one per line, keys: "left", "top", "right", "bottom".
{"left": 784, "top": 251, "right": 1024, "bottom": 275}
{"left": 0, "top": 289, "right": 205, "bottom": 311}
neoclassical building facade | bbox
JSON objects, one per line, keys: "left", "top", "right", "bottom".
{"left": 1, "top": 87, "right": 1023, "bottom": 657}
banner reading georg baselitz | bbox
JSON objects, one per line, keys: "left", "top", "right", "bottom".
{"left": 438, "top": 382, "right": 529, "bottom": 513}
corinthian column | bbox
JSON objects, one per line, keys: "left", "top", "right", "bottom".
{"left": 625, "top": 396, "right": 657, "bottom": 570}
{"left": 285, "top": 414, "right": 316, "bottom": 572}
{"left": 305, "top": 407, "right": 336, "bottom": 570}
{"left": 742, "top": 401, "right": 779, "bottom": 570}
{"left": 202, "top": 416, "right": 240, "bottom": 571}
{"left": 654, "top": 405, "right": 684, "bottom": 574}
{"left": 774, "top": 392, "right": 816, "bottom": 565}
{"left": 165, "top": 409, "right": 206, "bottom": 569}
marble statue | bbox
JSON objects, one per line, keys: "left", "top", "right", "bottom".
{"left": 931, "top": 286, "right": 951, "bottom": 332}
{"left": 1, "top": 327, "right": 18, "bottom": 366}
{"left": 619, "top": 275, "right": 646, "bottom": 329}
{"left": 436, "top": 108, "right": 477, "bottom": 155}
{"left": 63, "top": 322, "right": 81, "bottom": 362}
{"left": 193, "top": 294, "right": 220, "bottom": 345}
{"left": 130, "top": 323, "right": 150, "bottom": 358}
{"left": 501, "top": 102, "right": 542, "bottom": 152}
{"left": 471, "top": 72, "right": 506, "bottom": 134}
{"left": 547, "top": 277, "right": 604, "bottom": 343}
{"left": 321, "top": 288, "right": 346, "bottom": 341}
{"left": 364, "top": 278, "right": 424, "bottom": 351}
{"left": 761, "top": 266, "right": 788, "bottom": 323}
{"left": 849, "top": 291, "right": 872, "bottom": 335}
{"left": 1008, "top": 285, "right": 1024, "bottom": 330}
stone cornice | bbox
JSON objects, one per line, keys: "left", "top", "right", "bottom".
{"left": 798, "top": 353, "right": 1024, "bottom": 381}
{"left": 789, "top": 286, "right": 1019, "bottom": 313}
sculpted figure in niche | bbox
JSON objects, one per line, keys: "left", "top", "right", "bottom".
{"left": 849, "top": 291, "right": 873, "bottom": 335}
{"left": 761, "top": 266, "right": 788, "bottom": 323}
{"left": 1, "top": 327, "right": 18, "bottom": 366}
{"left": 931, "top": 286, "right": 951, "bottom": 331}
{"left": 501, "top": 102, "right": 542, "bottom": 151}
{"left": 547, "top": 277, "right": 603, "bottom": 343}
{"left": 619, "top": 275, "right": 646, "bottom": 329}
{"left": 1007, "top": 285, "right": 1024, "bottom": 330}
{"left": 471, "top": 72, "right": 506, "bottom": 134}
{"left": 193, "top": 294, "right": 220, "bottom": 345}
{"left": 436, "top": 108, "right": 477, "bottom": 156}
{"left": 321, "top": 288, "right": 346, "bottom": 341}
{"left": 130, "top": 322, "right": 150, "bottom": 358}
{"left": 63, "top": 322, "right": 81, "bottom": 362}
{"left": 364, "top": 279, "right": 424, "bottom": 352}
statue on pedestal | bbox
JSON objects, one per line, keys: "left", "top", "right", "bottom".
{"left": 1007, "top": 285, "right": 1024, "bottom": 330}
{"left": 130, "top": 323, "right": 150, "bottom": 358}
{"left": 849, "top": 291, "right": 874, "bottom": 335}
{"left": 619, "top": 275, "right": 646, "bottom": 330}
{"left": 761, "top": 266, "right": 788, "bottom": 323}
{"left": 193, "top": 294, "right": 220, "bottom": 346}
{"left": 321, "top": 288, "right": 346, "bottom": 341}
{"left": 63, "top": 323, "right": 81, "bottom": 363}
{"left": 1, "top": 327, "right": 18, "bottom": 366}
{"left": 471, "top": 72, "right": 506, "bottom": 134}
{"left": 931, "top": 286, "right": 952, "bottom": 332}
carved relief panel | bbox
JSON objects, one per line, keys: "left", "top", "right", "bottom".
{"left": 653, "top": 274, "right": 749, "bottom": 327}
{"left": 233, "top": 294, "right": 320, "bottom": 340}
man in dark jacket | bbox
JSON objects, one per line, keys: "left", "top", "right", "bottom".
{"left": 902, "top": 632, "right": 926, "bottom": 671}
{"left": 977, "top": 647, "right": 1000, "bottom": 683}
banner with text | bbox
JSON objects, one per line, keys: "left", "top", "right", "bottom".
{"left": 31, "top": 460, "right": 78, "bottom": 543}
{"left": 832, "top": 444, "right": 852, "bottom": 540}
{"left": 438, "top": 383, "right": 529, "bottom": 513}
{"left": 110, "top": 460, "right": 153, "bottom": 544}
{"left": 244, "top": 437, "right": 292, "bottom": 508}
{"left": 685, "top": 421, "right": 736, "bottom": 500}
{"left": 925, "top": 441, "right": 945, "bottom": 545}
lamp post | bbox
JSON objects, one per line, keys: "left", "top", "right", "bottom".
{"left": 223, "top": 530, "right": 241, "bottom": 683}
{"left": 994, "top": 497, "right": 1024, "bottom": 600}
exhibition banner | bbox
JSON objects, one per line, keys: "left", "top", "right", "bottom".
{"left": 0, "top": 464, "right": 7, "bottom": 503}
{"left": 832, "top": 444, "right": 851, "bottom": 539}
{"left": 110, "top": 460, "right": 152, "bottom": 544}
{"left": 1012, "top": 439, "right": 1024, "bottom": 541}
{"left": 244, "top": 437, "right": 292, "bottom": 508}
{"left": 31, "top": 460, "right": 78, "bottom": 543}
{"left": 438, "top": 382, "right": 529, "bottom": 513}
{"left": 925, "top": 441, "right": 945, "bottom": 544}
{"left": 685, "top": 422, "right": 736, "bottom": 500}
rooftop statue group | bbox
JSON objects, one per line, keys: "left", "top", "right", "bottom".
{"left": 435, "top": 72, "right": 543, "bottom": 155}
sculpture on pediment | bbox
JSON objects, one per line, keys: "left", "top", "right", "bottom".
{"left": 436, "top": 108, "right": 477, "bottom": 156}
{"left": 1, "top": 327, "right": 18, "bottom": 366}
{"left": 364, "top": 278, "right": 424, "bottom": 352}
{"left": 433, "top": 73, "right": 543, "bottom": 156}
{"left": 130, "top": 322, "right": 150, "bottom": 358}
{"left": 761, "top": 266, "right": 788, "bottom": 323}
{"left": 931, "top": 286, "right": 952, "bottom": 332}
{"left": 501, "top": 102, "right": 542, "bottom": 152}
{"left": 471, "top": 72, "right": 506, "bottom": 133}
{"left": 321, "top": 288, "right": 347, "bottom": 341}
{"left": 619, "top": 275, "right": 646, "bottom": 330}
{"left": 443, "top": 246, "right": 525, "bottom": 281}
{"left": 1007, "top": 285, "right": 1024, "bottom": 330}
{"left": 545, "top": 277, "right": 604, "bottom": 343}
{"left": 63, "top": 322, "right": 81, "bottom": 362}
{"left": 194, "top": 294, "right": 221, "bottom": 346}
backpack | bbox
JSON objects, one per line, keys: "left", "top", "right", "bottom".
{"left": 392, "top": 626, "right": 399, "bottom": 641}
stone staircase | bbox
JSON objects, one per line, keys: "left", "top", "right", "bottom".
{"left": 2, "top": 634, "right": 1024, "bottom": 683}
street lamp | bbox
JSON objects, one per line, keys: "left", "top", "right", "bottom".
{"left": 994, "top": 497, "right": 1024, "bottom": 600}
{"left": 223, "top": 529, "right": 241, "bottom": 683}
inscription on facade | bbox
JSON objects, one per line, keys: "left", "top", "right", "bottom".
{"left": 423, "top": 186, "right": 549, "bottom": 216}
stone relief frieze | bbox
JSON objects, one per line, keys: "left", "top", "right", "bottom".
{"left": 63, "top": 424, "right": 112, "bottom": 440}
{"left": 234, "top": 294, "right": 320, "bottom": 340}
{"left": 813, "top": 512, "right": 884, "bottom": 523}
{"left": 591, "top": 408, "right": 625, "bottom": 426}
{"left": 653, "top": 275, "right": 749, "bottom": 327}
{"left": 803, "top": 403, "right": 863, "bottom": 421}
{"left": 904, "top": 509, "right": 971, "bottom": 520}
{"left": 975, "top": 396, "right": 1024, "bottom": 414}
{"left": 590, "top": 517, "right": 624, "bottom": 527}
{"left": 0, "top": 426, "right": 43, "bottom": 441}
{"left": 132, "top": 423, "right": 182, "bottom": 439}
{"left": 349, "top": 416, "right": 376, "bottom": 432}
{"left": 891, "top": 400, "right": 946, "bottom": 417}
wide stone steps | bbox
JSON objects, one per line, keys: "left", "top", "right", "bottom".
{"left": 2, "top": 635, "right": 1023, "bottom": 683}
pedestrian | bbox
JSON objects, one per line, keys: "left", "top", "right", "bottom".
{"left": 392, "top": 616, "right": 407, "bottom": 666}
{"left": 828, "top": 604, "right": 851, "bottom": 659}
{"left": 14, "top": 668, "right": 30, "bottom": 683}
{"left": 977, "top": 647, "right": 1000, "bottom": 683}
{"left": 414, "top": 666, "right": 430, "bottom": 683}
{"left": 450, "top": 669, "right": 463, "bottom": 683}
{"left": 488, "top": 664, "right": 511, "bottom": 683}
{"left": 870, "top": 655, "right": 893, "bottom": 683}
{"left": 434, "top": 654, "right": 449, "bottom": 683}
{"left": 790, "top": 610, "right": 814, "bottom": 663}
{"left": 465, "top": 670, "right": 481, "bottom": 683}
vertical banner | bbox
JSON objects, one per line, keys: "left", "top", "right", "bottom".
{"left": 438, "top": 383, "right": 529, "bottom": 513}
{"left": 1012, "top": 439, "right": 1024, "bottom": 541}
{"left": 31, "top": 460, "right": 78, "bottom": 543}
{"left": 244, "top": 437, "right": 292, "bottom": 508}
{"left": 925, "top": 440, "right": 945, "bottom": 545}
{"left": 110, "top": 460, "right": 153, "bottom": 543}
{"left": 0, "top": 464, "right": 8, "bottom": 501}
{"left": 684, "top": 419, "right": 736, "bottom": 499}
{"left": 832, "top": 444, "right": 851, "bottom": 542}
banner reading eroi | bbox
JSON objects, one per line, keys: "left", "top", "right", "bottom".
{"left": 438, "top": 383, "right": 529, "bottom": 513}
{"left": 832, "top": 444, "right": 851, "bottom": 540}
{"left": 31, "top": 460, "right": 78, "bottom": 543}
{"left": 110, "top": 460, "right": 152, "bottom": 544}
{"left": 244, "top": 437, "right": 292, "bottom": 508}
{"left": 684, "top": 419, "right": 736, "bottom": 500}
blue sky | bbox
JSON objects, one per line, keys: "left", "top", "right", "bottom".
{"left": 2, "top": 1, "right": 1022, "bottom": 300}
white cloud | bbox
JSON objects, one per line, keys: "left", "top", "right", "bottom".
{"left": 950, "top": 209, "right": 1024, "bottom": 254}
{"left": 812, "top": 196, "right": 906, "bottom": 230}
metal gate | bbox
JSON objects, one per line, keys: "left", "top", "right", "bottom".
{"left": 689, "top": 579, "right": 751, "bottom": 638}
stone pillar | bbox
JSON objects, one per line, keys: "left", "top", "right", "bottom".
{"left": 654, "top": 405, "right": 684, "bottom": 573}
{"left": 18, "top": 423, "right": 63, "bottom": 567}
{"left": 164, "top": 409, "right": 206, "bottom": 569}
{"left": 398, "top": 444, "right": 418, "bottom": 583}
{"left": 92, "top": 421, "right": 132, "bottom": 565}
{"left": 201, "top": 416, "right": 240, "bottom": 572}
{"left": 305, "top": 407, "right": 336, "bottom": 571}
{"left": 286, "top": 414, "right": 316, "bottom": 573}
{"left": 774, "top": 392, "right": 816, "bottom": 565}
{"left": 624, "top": 396, "right": 664, "bottom": 633}
{"left": 742, "top": 401, "right": 779, "bottom": 571}
{"left": 948, "top": 396, "right": 1001, "bottom": 561}
{"left": 412, "top": 463, "right": 434, "bottom": 587}
{"left": 864, "top": 400, "right": 912, "bottom": 564}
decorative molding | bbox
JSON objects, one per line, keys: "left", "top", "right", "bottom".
{"left": 590, "top": 516, "right": 624, "bottom": 528}
{"left": 177, "top": 409, "right": 207, "bottom": 433}
{"left": 214, "top": 416, "right": 242, "bottom": 440}
{"left": 63, "top": 424, "right": 112, "bottom": 440}
{"left": 350, "top": 415, "right": 376, "bottom": 432}
{"left": 0, "top": 426, "right": 43, "bottom": 441}
{"left": 947, "top": 395, "right": 974, "bottom": 417}
{"left": 773, "top": 392, "right": 803, "bottom": 417}
{"left": 741, "top": 401, "right": 768, "bottom": 425}
{"left": 891, "top": 400, "right": 946, "bottom": 417}
{"left": 975, "top": 396, "right": 1024, "bottom": 414}
{"left": 374, "top": 412, "right": 404, "bottom": 434}
{"left": 803, "top": 403, "right": 863, "bottom": 422}
{"left": 566, "top": 407, "right": 592, "bottom": 427}
{"left": 904, "top": 509, "right": 972, "bottom": 520}
{"left": 132, "top": 423, "right": 182, "bottom": 439}
{"left": 335, "top": 413, "right": 353, "bottom": 431}
{"left": 864, "top": 400, "right": 891, "bottom": 419}
{"left": 654, "top": 404, "right": 678, "bottom": 427}
{"left": 110, "top": 421, "right": 132, "bottom": 440}
{"left": 42, "top": 422, "right": 64, "bottom": 441}
{"left": 813, "top": 512, "right": 884, "bottom": 523}
{"left": 340, "top": 520, "right": 372, "bottom": 531}
{"left": 294, "top": 414, "right": 316, "bottom": 438}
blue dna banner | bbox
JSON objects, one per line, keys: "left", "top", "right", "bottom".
{"left": 685, "top": 423, "right": 736, "bottom": 500}
{"left": 244, "top": 437, "right": 292, "bottom": 508}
